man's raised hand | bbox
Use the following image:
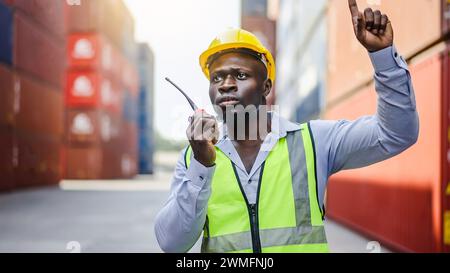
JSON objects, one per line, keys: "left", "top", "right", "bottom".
{"left": 348, "top": 0, "right": 393, "bottom": 52}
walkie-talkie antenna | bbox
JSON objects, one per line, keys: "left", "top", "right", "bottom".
{"left": 165, "top": 77, "right": 199, "bottom": 111}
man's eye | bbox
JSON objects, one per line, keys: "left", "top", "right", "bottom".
{"left": 237, "top": 72, "right": 247, "bottom": 80}
{"left": 212, "top": 75, "right": 223, "bottom": 82}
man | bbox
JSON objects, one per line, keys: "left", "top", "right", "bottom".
{"left": 155, "top": 0, "right": 419, "bottom": 253}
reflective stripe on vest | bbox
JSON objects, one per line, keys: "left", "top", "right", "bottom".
{"left": 185, "top": 122, "right": 328, "bottom": 253}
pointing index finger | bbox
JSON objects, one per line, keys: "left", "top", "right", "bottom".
{"left": 348, "top": 0, "right": 360, "bottom": 17}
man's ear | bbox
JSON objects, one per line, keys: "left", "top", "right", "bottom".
{"left": 263, "top": 79, "right": 272, "bottom": 97}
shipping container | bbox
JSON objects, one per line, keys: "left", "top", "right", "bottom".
{"left": 137, "top": 43, "right": 155, "bottom": 174}
{"left": 120, "top": 153, "right": 137, "bottom": 179}
{"left": 0, "top": 2, "right": 13, "bottom": 65}
{"left": 15, "top": 71, "right": 63, "bottom": 136}
{"left": 138, "top": 89, "right": 154, "bottom": 174}
{"left": 121, "top": 58, "right": 139, "bottom": 96}
{"left": 64, "top": 146, "right": 103, "bottom": 180}
{"left": 67, "top": 33, "right": 122, "bottom": 80}
{"left": 276, "top": 0, "right": 327, "bottom": 122}
{"left": 327, "top": 0, "right": 443, "bottom": 105}
{"left": 101, "top": 137, "right": 124, "bottom": 179}
{"left": 442, "top": 42, "right": 450, "bottom": 252}
{"left": 443, "top": 0, "right": 450, "bottom": 35}
{"left": 0, "top": 128, "right": 61, "bottom": 190}
{"left": 65, "top": 0, "right": 135, "bottom": 54}
{"left": 118, "top": 0, "right": 138, "bottom": 64}
{"left": 14, "top": 11, "right": 66, "bottom": 88}
{"left": 241, "top": 0, "right": 277, "bottom": 106}
{"left": 64, "top": 122, "right": 135, "bottom": 180}
{"left": 65, "top": 70, "right": 121, "bottom": 112}
{"left": 15, "top": 131, "right": 61, "bottom": 188}
{"left": 0, "top": 64, "right": 15, "bottom": 127}
{"left": 242, "top": 15, "right": 277, "bottom": 106}
{"left": 65, "top": 109, "right": 120, "bottom": 145}
{"left": 325, "top": 45, "right": 449, "bottom": 252}
{"left": 0, "top": 127, "right": 16, "bottom": 191}
{"left": 242, "top": 0, "right": 268, "bottom": 17}
{"left": 122, "top": 90, "right": 138, "bottom": 123}
{"left": 3, "top": 0, "right": 66, "bottom": 38}
{"left": 64, "top": 0, "right": 140, "bottom": 181}
{"left": 0, "top": 64, "right": 63, "bottom": 136}
{"left": 120, "top": 121, "right": 138, "bottom": 178}
{"left": 294, "top": 85, "right": 322, "bottom": 123}
{"left": 67, "top": 33, "right": 138, "bottom": 96}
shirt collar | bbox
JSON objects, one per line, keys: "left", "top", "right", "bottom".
{"left": 215, "top": 111, "right": 301, "bottom": 147}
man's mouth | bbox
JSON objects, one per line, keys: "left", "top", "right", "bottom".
{"left": 217, "top": 96, "right": 240, "bottom": 107}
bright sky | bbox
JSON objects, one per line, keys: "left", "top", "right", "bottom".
{"left": 125, "top": 0, "right": 241, "bottom": 140}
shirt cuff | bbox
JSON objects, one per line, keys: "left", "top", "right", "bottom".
{"left": 185, "top": 156, "right": 216, "bottom": 189}
{"left": 369, "top": 46, "right": 406, "bottom": 72}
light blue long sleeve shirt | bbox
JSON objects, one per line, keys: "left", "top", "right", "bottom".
{"left": 154, "top": 46, "right": 419, "bottom": 253}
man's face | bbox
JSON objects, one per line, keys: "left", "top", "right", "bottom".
{"left": 208, "top": 52, "right": 271, "bottom": 115}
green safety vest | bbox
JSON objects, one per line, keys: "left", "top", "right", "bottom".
{"left": 185, "top": 123, "right": 329, "bottom": 253}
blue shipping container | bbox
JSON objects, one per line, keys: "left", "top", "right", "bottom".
{"left": 0, "top": 2, "right": 13, "bottom": 65}
{"left": 138, "top": 86, "right": 153, "bottom": 174}
{"left": 295, "top": 85, "right": 321, "bottom": 123}
{"left": 137, "top": 43, "right": 154, "bottom": 174}
{"left": 122, "top": 90, "right": 138, "bottom": 123}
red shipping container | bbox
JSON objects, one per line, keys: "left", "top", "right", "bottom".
{"left": 64, "top": 138, "right": 129, "bottom": 180}
{"left": 65, "top": 0, "right": 134, "bottom": 53}
{"left": 13, "top": 11, "right": 66, "bottom": 88}
{"left": 64, "top": 118, "right": 138, "bottom": 179}
{"left": 120, "top": 121, "right": 138, "bottom": 178}
{"left": 241, "top": 15, "right": 277, "bottom": 106}
{"left": 442, "top": 44, "right": 450, "bottom": 252}
{"left": 64, "top": 146, "right": 103, "bottom": 180}
{"left": 3, "top": 0, "right": 66, "bottom": 38}
{"left": 0, "top": 127, "right": 16, "bottom": 191}
{"left": 443, "top": 0, "right": 450, "bottom": 35}
{"left": 66, "top": 109, "right": 100, "bottom": 144}
{"left": 66, "top": 109, "right": 120, "bottom": 145}
{"left": 15, "top": 71, "right": 63, "bottom": 137}
{"left": 121, "top": 121, "right": 138, "bottom": 153}
{"left": 15, "top": 132, "right": 61, "bottom": 188}
{"left": 325, "top": 46, "right": 447, "bottom": 252}
{"left": 120, "top": 152, "right": 137, "bottom": 179}
{"left": 65, "top": 70, "right": 121, "bottom": 112}
{"left": 0, "top": 64, "right": 63, "bottom": 137}
{"left": 101, "top": 137, "right": 124, "bottom": 179}
{"left": 327, "top": 0, "right": 443, "bottom": 105}
{"left": 0, "top": 63, "right": 16, "bottom": 128}
{"left": 67, "top": 33, "right": 122, "bottom": 80}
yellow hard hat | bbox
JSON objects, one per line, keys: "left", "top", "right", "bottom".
{"left": 199, "top": 28, "right": 276, "bottom": 83}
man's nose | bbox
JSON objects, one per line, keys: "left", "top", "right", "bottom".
{"left": 218, "top": 75, "right": 237, "bottom": 93}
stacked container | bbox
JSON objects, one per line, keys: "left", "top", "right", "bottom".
{"left": 0, "top": 0, "right": 66, "bottom": 191}
{"left": 137, "top": 44, "right": 155, "bottom": 175}
{"left": 241, "top": 0, "right": 277, "bottom": 106}
{"left": 64, "top": 0, "right": 139, "bottom": 179}
{"left": 276, "top": 0, "right": 327, "bottom": 123}
{"left": 324, "top": 0, "right": 450, "bottom": 252}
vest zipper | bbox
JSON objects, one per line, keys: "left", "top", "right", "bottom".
{"left": 231, "top": 162, "right": 265, "bottom": 253}
{"left": 248, "top": 204, "right": 262, "bottom": 253}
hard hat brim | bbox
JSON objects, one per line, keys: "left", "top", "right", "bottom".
{"left": 199, "top": 42, "right": 275, "bottom": 83}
